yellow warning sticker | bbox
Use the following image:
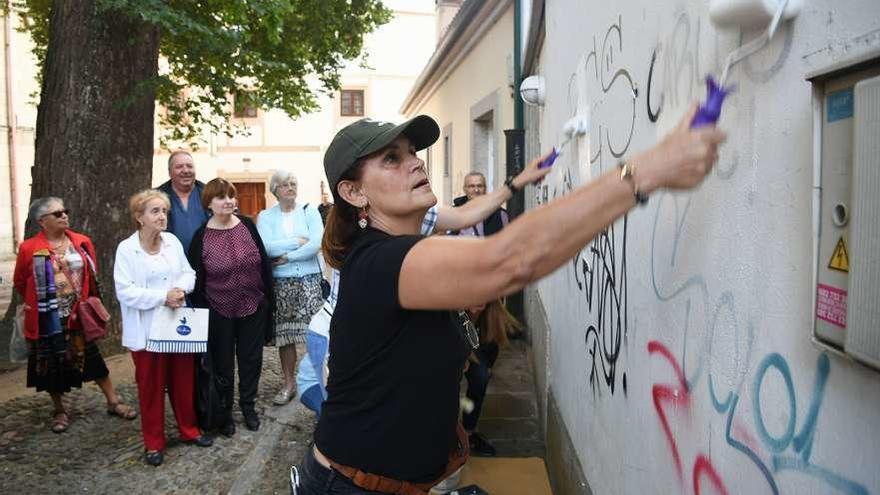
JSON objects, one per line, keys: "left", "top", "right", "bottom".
{"left": 828, "top": 236, "right": 849, "bottom": 272}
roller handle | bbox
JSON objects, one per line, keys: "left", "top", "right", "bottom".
{"left": 690, "top": 76, "right": 731, "bottom": 129}
{"left": 538, "top": 147, "right": 559, "bottom": 169}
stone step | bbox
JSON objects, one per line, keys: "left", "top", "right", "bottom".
{"left": 480, "top": 391, "right": 537, "bottom": 419}
{"left": 468, "top": 338, "right": 544, "bottom": 459}
{"left": 486, "top": 438, "right": 545, "bottom": 458}
{"left": 480, "top": 417, "right": 541, "bottom": 442}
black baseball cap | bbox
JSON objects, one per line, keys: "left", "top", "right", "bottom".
{"left": 323, "top": 115, "right": 440, "bottom": 191}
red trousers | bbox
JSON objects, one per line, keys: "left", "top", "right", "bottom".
{"left": 131, "top": 351, "right": 201, "bottom": 451}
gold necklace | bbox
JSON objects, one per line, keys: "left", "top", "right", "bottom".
{"left": 49, "top": 236, "right": 68, "bottom": 253}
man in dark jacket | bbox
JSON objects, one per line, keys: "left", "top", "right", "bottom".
{"left": 452, "top": 172, "right": 508, "bottom": 236}
{"left": 157, "top": 150, "right": 208, "bottom": 252}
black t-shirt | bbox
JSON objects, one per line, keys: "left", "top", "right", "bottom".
{"left": 314, "top": 228, "right": 471, "bottom": 482}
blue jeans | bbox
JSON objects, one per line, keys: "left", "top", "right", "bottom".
{"left": 300, "top": 385, "right": 323, "bottom": 417}
{"left": 296, "top": 447, "right": 384, "bottom": 494}
{"left": 306, "top": 331, "right": 329, "bottom": 399}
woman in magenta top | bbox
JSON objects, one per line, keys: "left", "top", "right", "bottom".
{"left": 187, "top": 178, "right": 275, "bottom": 436}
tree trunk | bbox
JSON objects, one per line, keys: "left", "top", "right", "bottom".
{"left": 24, "top": 0, "right": 160, "bottom": 353}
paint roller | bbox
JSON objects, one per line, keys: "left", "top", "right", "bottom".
{"left": 691, "top": 0, "right": 801, "bottom": 128}
{"left": 538, "top": 113, "right": 590, "bottom": 169}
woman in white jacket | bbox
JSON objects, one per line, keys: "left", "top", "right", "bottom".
{"left": 114, "top": 189, "right": 213, "bottom": 467}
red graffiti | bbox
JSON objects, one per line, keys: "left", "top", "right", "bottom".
{"left": 648, "top": 340, "right": 729, "bottom": 495}
{"left": 648, "top": 340, "right": 691, "bottom": 479}
{"left": 693, "top": 454, "right": 730, "bottom": 495}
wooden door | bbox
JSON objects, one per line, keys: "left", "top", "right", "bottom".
{"left": 233, "top": 182, "right": 266, "bottom": 220}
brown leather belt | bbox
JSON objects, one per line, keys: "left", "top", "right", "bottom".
{"left": 326, "top": 423, "right": 470, "bottom": 495}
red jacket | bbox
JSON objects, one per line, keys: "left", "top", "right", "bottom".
{"left": 13, "top": 229, "right": 98, "bottom": 341}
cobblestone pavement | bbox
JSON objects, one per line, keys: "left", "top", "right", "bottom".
{"left": 0, "top": 346, "right": 315, "bottom": 494}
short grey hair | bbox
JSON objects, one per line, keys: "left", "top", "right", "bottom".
{"left": 464, "top": 171, "right": 486, "bottom": 183}
{"left": 269, "top": 169, "right": 298, "bottom": 199}
{"left": 28, "top": 196, "right": 64, "bottom": 223}
{"left": 167, "top": 150, "right": 193, "bottom": 172}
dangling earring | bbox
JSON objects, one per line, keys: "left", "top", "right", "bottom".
{"left": 358, "top": 206, "right": 369, "bottom": 229}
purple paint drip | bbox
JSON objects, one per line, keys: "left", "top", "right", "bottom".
{"left": 690, "top": 76, "right": 732, "bottom": 128}
{"left": 538, "top": 147, "right": 559, "bottom": 169}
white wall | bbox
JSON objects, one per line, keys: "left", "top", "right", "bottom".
{"left": 409, "top": 4, "right": 515, "bottom": 205}
{"left": 531, "top": 1, "right": 880, "bottom": 493}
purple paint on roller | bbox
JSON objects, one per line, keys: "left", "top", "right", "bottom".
{"left": 690, "top": 76, "right": 731, "bottom": 128}
{"left": 538, "top": 147, "right": 559, "bottom": 169}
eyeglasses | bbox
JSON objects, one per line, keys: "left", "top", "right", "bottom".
{"left": 278, "top": 182, "right": 298, "bottom": 189}
{"left": 42, "top": 209, "right": 70, "bottom": 219}
{"left": 455, "top": 310, "right": 480, "bottom": 350}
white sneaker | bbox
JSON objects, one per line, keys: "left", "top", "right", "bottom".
{"left": 429, "top": 466, "right": 463, "bottom": 494}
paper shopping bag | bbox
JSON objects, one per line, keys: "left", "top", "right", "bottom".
{"left": 146, "top": 306, "right": 209, "bottom": 353}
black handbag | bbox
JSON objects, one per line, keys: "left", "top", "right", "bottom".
{"left": 195, "top": 352, "right": 229, "bottom": 431}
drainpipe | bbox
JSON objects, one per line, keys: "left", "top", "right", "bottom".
{"left": 506, "top": 0, "right": 526, "bottom": 323}
{"left": 4, "top": 3, "right": 21, "bottom": 252}
{"left": 513, "top": 0, "right": 523, "bottom": 131}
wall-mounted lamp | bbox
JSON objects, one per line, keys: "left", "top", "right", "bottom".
{"left": 520, "top": 75, "right": 546, "bottom": 107}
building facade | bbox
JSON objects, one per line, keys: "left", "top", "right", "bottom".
{"left": 402, "top": 0, "right": 515, "bottom": 206}
{"left": 521, "top": 0, "right": 880, "bottom": 493}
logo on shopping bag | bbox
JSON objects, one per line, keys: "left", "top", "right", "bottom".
{"left": 176, "top": 316, "right": 192, "bottom": 336}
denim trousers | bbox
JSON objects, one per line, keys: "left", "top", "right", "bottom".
{"left": 296, "top": 447, "right": 385, "bottom": 494}
{"left": 305, "top": 330, "right": 329, "bottom": 399}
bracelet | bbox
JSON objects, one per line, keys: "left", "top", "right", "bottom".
{"left": 504, "top": 174, "right": 520, "bottom": 194}
{"left": 618, "top": 161, "right": 649, "bottom": 205}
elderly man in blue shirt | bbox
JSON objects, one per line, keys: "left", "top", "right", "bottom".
{"left": 157, "top": 150, "right": 209, "bottom": 252}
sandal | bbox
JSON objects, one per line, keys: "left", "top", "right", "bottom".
{"left": 51, "top": 410, "right": 70, "bottom": 433}
{"left": 107, "top": 402, "right": 138, "bottom": 420}
{"left": 272, "top": 387, "right": 296, "bottom": 405}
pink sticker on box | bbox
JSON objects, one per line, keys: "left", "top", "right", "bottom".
{"left": 816, "top": 283, "right": 847, "bottom": 328}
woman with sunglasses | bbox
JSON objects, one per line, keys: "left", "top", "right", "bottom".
{"left": 299, "top": 107, "right": 725, "bottom": 492}
{"left": 13, "top": 197, "right": 137, "bottom": 433}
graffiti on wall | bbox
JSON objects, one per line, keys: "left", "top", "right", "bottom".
{"left": 648, "top": 339, "right": 868, "bottom": 495}
{"left": 549, "top": 15, "right": 640, "bottom": 396}
{"left": 537, "top": 9, "right": 872, "bottom": 493}
{"left": 576, "top": 219, "right": 629, "bottom": 396}
{"left": 646, "top": 13, "right": 864, "bottom": 489}
{"left": 583, "top": 15, "right": 639, "bottom": 167}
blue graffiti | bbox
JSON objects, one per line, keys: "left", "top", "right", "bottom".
{"left": 708, "top": 353, "right": 868, "bottom": 495}
{"left": 651, "top": 173, "right": 868, "bottom": 493}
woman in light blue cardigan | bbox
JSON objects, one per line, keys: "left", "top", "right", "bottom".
{"left": 257, "top": 170, "right": 325, "bottom": 405}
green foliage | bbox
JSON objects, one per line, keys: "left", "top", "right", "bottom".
{"left": 8, "top": 0, "right": 392, "bottom": 147}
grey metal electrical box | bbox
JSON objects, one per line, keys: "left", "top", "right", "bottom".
{"left": 846, "top": 75, "right": 880, "bottom": 369}
{"left": 807, "top": 52, "right": 880, "bottom": 370}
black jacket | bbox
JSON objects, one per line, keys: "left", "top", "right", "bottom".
{"left": 157, "top": 179, "right": 207, "bottom": 230}
{"left": 450, "top": 195, "right": 508, "bottom": 236}
{"left": 187, "top": 214, "right": 276, "bottom": 344}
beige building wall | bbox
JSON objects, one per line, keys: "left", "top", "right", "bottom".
{"left": 0, "top": 13, "right": 40, "bottom": 257}
{"left": 404, "top": 3, "right": 514, "bottom": 206}
{"left": 152, "top": 0, "right": 437, "bottom": 208}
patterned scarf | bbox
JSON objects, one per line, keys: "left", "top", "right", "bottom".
{"left": 32, "top": 250, "right": 85, "bottom": 374}
{"left": 33, "top": 252, "right": 62, "bottom": 338}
